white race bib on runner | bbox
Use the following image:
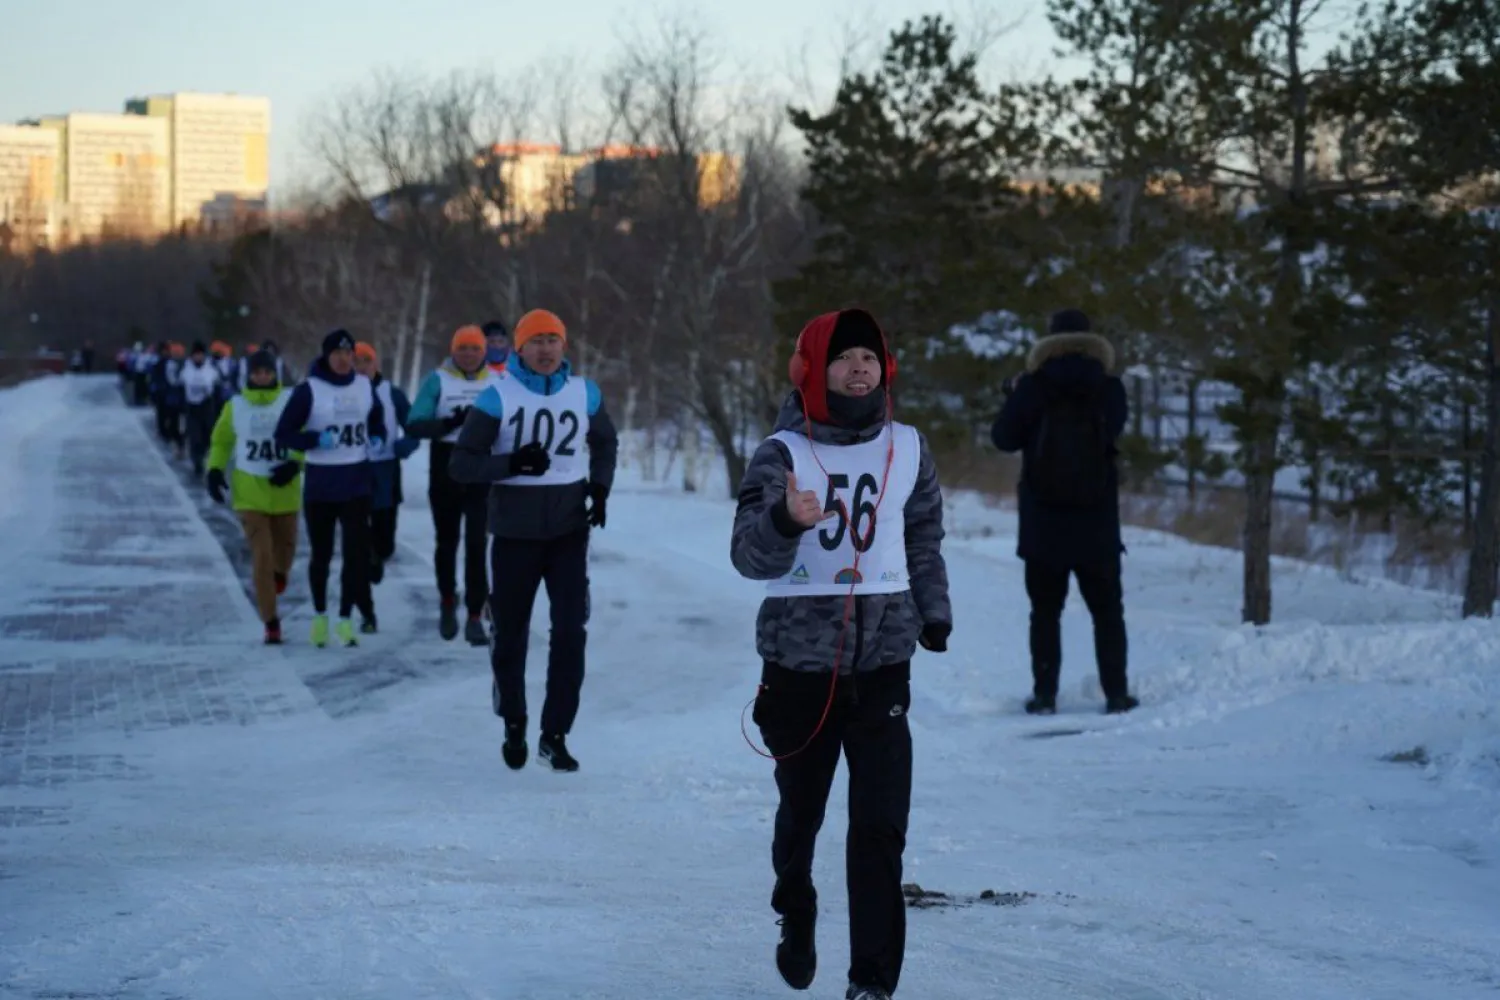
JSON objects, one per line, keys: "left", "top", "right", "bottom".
{"left": 487, "top": 372, "right": 589, "bottom": 486}
{"left": 765, "top": 423, "right": 921, "bottom": 597}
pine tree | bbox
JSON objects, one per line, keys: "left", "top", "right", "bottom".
{"left": 779, "top": 14, "right": 1038, "bottom": 451}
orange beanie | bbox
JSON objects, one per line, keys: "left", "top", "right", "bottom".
{"left": 451, "top": 325, "right": 485, "bottom": 353}
{"left": 354, "top": 341, "right": 378, "bottom": 364}
{"left": 513, "top": 309, "right": 566, "bottom": 350}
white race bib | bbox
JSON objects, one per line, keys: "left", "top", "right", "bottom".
{"left": 180, "top": 361, "right": 219, "bottom": 405}
{"left": 765, "top": 423, "right": 921, "bottom": 596}
{"left": 230, "top": 391, "right": 294, "bottom": 477}
{"left": 368, "top": 379, "right": 400, "bottom": 461}
{"left": 303, "top": 375, "right": 375, "bottom": 467}
{"left": 488, "top": 372, "right": 589, "bottom": 486}
{"left": 435, "top": 367, "right": 492, "bottom": 443}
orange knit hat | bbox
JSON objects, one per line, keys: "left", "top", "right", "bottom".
{"left": 513, "top": 309, "right": 566, "bottom": 350}
{"left": 451, "top": 325, "right": 485, "bottom": 353}
{"left": 354, "top": 341, "right": 378, "bottom": 364}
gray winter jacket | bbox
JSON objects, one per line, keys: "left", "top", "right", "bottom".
{"left": 731, "top": 392, "right": 951, "bottom": 673}
{"left": 448, "top": 358, "right": 618, "bottom": 540}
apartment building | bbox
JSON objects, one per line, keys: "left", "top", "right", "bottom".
{"left": 38, "top": 112, "right": 171, "bottom": 241}
{"left": 125, "top": 92, "right": 271, "bottom": 229}
{"left": 0, "top": 124, "right": 64, "bottom": 247}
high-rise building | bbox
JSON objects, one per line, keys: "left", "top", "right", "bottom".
{"left": 37, "top": 112, "right": 171, "bottom": 241}
{"left": 0, "top": 124, "right": 64, "bottom": 248}
{"left": 125, "top": 92, "right": 270, "bottom": 230}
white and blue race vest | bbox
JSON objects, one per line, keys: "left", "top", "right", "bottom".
{"left": 368, "top": 379, "right": 399, "bottom": 462}
{"left": 303, "top": 374, "right": 376, "bottom": 467}
{"left": 230, "top": 390, "right": 293, "bottom": 477}
{"left": 179, "top": 360, "right": 220, "bottom": 406}
{"left": 487, "top": 371, "right": 589, "bottom": 487}
{"left": 435, "top": 366, "right": 492, "bottom": 443}
{"left": 764, "top": 422, "right": 921, "bottom": 597}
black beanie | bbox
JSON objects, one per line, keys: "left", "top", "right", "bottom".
{"left": 1048, "top": 308, "right": 1091, "bottom": 334}
{"left": 190, "top": 340, "right": 207, "bottom": 355}
{"left": 481, "top": 319, "right": 509, "bottom": 339}
{"left": 248, "top": 350, "right": 278, "bottom": 374}
{"left": 825, "top": 309, "right": 886, "bottom": 369}
{"left": 322, "top": 328, "right": 355, "bottom": 356}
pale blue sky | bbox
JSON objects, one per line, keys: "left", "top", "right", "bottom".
{"left": 0, "top": 1, "right": 1064, "bottom": 197}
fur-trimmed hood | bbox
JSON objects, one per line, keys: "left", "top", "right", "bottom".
{"left": 1026, "top": 333, "right": 1115, "bottom": 373}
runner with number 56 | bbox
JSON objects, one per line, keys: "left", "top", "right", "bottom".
{"left": 449, "top": 308, "right": 619, "bottom": 773}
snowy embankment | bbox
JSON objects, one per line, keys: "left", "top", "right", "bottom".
{"left": 0, "top": 375, "right": 1496, "bottom": 999}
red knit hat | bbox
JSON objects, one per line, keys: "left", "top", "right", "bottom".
{"left": 789, "top": 309, "right": 891, "bottom": 424}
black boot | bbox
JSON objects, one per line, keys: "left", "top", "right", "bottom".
{"left": 1027, "top": 663, "right": 1059, "bottom": 715}
{"left": 1025, "top": 693, "right": 1057, "bottom": 715}
{"left": 501, "top": 720, "right": 528, "bottom": 770}
{"left": 439, "top": 596, "right": 459, "bottom": 640}
{"left": 772, "top": 881, "right": 816, "bottom": 990}
{"left": 538, "top": 732, "right": 579, "bottom": 772}
{"left": 464, "top": 615, "right": 488, "bottom": 646}
{"left": 1105, "top": 693, "right": 1139, "bottom": 714}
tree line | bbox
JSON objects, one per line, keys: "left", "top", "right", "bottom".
{"left": 3, "top": 1, "right": 1498, "bottom": 623}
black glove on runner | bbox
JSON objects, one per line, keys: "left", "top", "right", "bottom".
{"left": 508, "top": 442, "right": 551, "bottom": 477}
{"left": 918, "top": 622, "right": 951, "bottom": 653}
{"left": 444, "top": 406, "right": 470, "bottom": 431}
{"left": 587, "top": 482, "right": 609, "bottom": 528}
{"left": 206, "top": 468, "right": 228, "bottom": 504}
{"left": 269, "top": 461, "right": 300, "bottom": 488}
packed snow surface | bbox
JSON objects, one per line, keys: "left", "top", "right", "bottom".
{"left": 0, "top": 376, "right": 1496, "bottom": 999}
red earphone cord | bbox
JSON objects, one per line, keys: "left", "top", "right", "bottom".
{"left": 741, "top": 389, "right": 897, "bottom": 761}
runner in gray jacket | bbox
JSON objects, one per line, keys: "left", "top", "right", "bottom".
{"left": 731, "top": 307, "right": 950, "bottom": 1000}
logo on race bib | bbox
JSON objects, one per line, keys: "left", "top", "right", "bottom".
{"left": 880, "top": 570, "right": 903, "bottom": 583}
{"left": 834, "top": 568, "right": 862, "bottom": 584}
{"left": 790, "top": 565, "right": 809, "bottom": 584}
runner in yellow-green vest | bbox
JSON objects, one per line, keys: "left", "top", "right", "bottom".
{"left": 206, "top": 350, "right": 305, "bottom": 645}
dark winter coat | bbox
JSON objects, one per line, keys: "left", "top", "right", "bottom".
{"left": 447, "top": 357, "right": 619, "bottom": 540}
{"left": 991, "top": 332, "right": 1128, "bottom": 568}
{"left": 731, "top": 390, "right": 952, "bottom": 674}
{"left": 273, "top": 358, "right": 388, "bottom": 504}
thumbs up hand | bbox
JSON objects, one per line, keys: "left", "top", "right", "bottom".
{"left": 785, "top": 470, "right": 834, "bottom": 529}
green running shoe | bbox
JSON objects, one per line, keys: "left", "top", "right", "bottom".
{"left": 310, "top": 614, "right": 329, "bottom": 648}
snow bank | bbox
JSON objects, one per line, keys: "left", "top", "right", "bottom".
{"left": 0, "top": 374, "right": 76, "bottom": 521}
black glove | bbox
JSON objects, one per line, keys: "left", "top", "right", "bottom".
{"left": 918, "top": 622, "right": 951, "bottom": 653}
{"left": 444, "top": 406, "right": 470, "bottom": 431}
{"left": 587, "top": 482, "right": 609, "bottom": 528}
{"left": 269, "top": 461, "right": 300, "bottom": 487}
{"left": 206, "top": 467, "right": 228, "bottom": 504}
{"left": 508, "top": 441, "right": 551, "bottom": 477}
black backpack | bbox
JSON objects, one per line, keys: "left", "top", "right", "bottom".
{"left": 1027, "top": 374, "right": 1112, "bottom": 508}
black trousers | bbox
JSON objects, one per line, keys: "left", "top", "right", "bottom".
{"left": 488, "top": 528, "right": 589, "bottom": 734}
{"left": 184, "top": 402, "right": 215, "bottom": 473}
{"left": 370, "top": 507, "right": 398, "bottom": 564}
{"left": 431, "top": 476, "right": 490, "bottom": 616}
{"left": 1024, "top": 558, "right": 1128, "bottom": 699}
{"left": 755, "top": 661, "right": 912, "bottom": 994}
{"left": 154, "top": 403, "right": 181, "bottom": 444}
{"left": 304, "top": 497, "right": 374, "bottom": 618}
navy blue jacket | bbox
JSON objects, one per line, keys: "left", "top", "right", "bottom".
{"left": 992, "top": 333, "right": 1128, "bottom": 568}
{"left": 274, "top": 359, "right": 388, "bottom": 504}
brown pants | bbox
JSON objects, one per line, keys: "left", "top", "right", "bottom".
{"left": 240, "top": 511, "right": 299, "bottom": 623}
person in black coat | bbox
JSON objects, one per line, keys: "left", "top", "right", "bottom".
{"left": 991, "top": 309, "right": 1138, "bottom": 715}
